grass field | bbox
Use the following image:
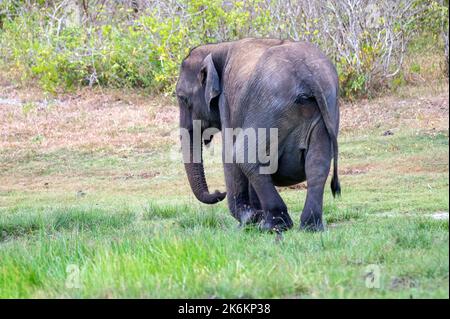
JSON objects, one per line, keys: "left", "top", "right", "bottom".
{"left": 0, "top": 78, "right": 448, "bottom": 298}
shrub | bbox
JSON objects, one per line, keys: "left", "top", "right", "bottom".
{"left": 0, "top": 0, "right": 448, "bottom": 97}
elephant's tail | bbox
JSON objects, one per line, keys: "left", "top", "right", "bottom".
{"left": 311, "top": 80, "right": 341, "bottom": 198}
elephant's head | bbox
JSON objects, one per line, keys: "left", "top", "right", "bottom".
{"left": 175, "top": 46, "right": 227, "bottom": 204}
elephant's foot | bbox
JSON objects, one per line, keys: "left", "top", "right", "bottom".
{"left": 237, "top": 208, "right": 294, "bottom": 232}
{"left": 260, "top": 211, "right": 293, "bottom": 232}
{"left": 239, "top": 209, "right": 264, "bottom": 227}
{"left": 300, "top": 212, "right": 324, "bottom": 232}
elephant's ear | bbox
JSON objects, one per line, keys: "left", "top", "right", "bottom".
{"left": 199, "top": 53, "right": 221, "bottom": 108}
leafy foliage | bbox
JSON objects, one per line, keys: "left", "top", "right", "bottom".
{"left": 0, "top": 0, "right": 448, "bottom": 97}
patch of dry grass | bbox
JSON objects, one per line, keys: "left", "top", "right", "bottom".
{"left": 0, "top": 87, "right": 178, "bottom": 155}
{"left": 0, "top": 74, "right": 448, "bottom": 207}
{"left": 340, "top": 89, "right": 449, "bottom": 134}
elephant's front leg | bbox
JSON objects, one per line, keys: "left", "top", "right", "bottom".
{"left": 223, "top": 163, "right": 261, "bottom": 226}
{"left": 301, "top": 121, "right": 332, "bottom": 231}
{"left": 231, "top": 127, "right": 293, "bottom": 232}
{"left": 248, "top": 174, "right": 293, "bottom": 232}
{"left": 249, "top": 184, "right": 262, "bottom": 211}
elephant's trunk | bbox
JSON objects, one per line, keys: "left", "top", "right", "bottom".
{"left": 183, "top": 132, "right": 226, "bottom": 204}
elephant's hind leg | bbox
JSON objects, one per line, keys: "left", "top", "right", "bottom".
{"left": 300, "top": 121, "right": 332, "bottom": 231}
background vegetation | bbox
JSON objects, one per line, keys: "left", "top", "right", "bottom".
{"left": 0, "top": 0, "right": 448, "bottom": 299}
{"left": 0, "top": 0, "right": 448, "bottom": 98}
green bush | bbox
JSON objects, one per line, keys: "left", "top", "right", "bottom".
{"left": 0, "top": 0, "right": 448, "bottom": 97}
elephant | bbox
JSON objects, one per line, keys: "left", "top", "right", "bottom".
{"left": 176, "top": 38, "right": 340, "bottom": 232}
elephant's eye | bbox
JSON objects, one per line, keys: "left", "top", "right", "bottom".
{"left": 295, "top": 94, "right": 314, "bottom": 104}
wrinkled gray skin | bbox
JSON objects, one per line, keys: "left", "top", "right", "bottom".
{"left": 176, "top": 38, "right": 341, "bottom": 232}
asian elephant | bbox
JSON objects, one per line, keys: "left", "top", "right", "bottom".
{"left": 176, "top": 38, "right": 340, "bottom": 232}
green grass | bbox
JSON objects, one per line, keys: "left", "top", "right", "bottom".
{"left": 0, "top": 89, "right": 448, "bottom": 298}
{"left": 0, "top": 204, "right": 447, "bottom": 298}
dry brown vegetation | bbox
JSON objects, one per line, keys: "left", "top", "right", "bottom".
{"left": 0, "top": 84, "right": 177, "bottom": 155}
{"left": 1, "top": 77, "right": 447, "bottom": 157}
{"left": 340, "top": 89, "right": 449, "bottom": 133}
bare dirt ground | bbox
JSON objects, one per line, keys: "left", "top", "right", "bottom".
{"left": 1, "top": 79, "right": 448, "bottom": 156}
{"left": 340, "top": 92, "right": 449, "bottom": 134}
{"left": 0, "top": 84, "right": 177, "bottom": 155}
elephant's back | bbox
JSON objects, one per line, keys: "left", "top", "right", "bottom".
{"left": 262, "top": 41, "right": 337, "bottom": 82}
{"left": 236, "top": 41, "right": 337, "bottom": 126}
{"left": 246, "top": 41, "right": 338, "bottom": 108}
{"left": 223, "top": 38, "right": 289, "bottom": 123}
